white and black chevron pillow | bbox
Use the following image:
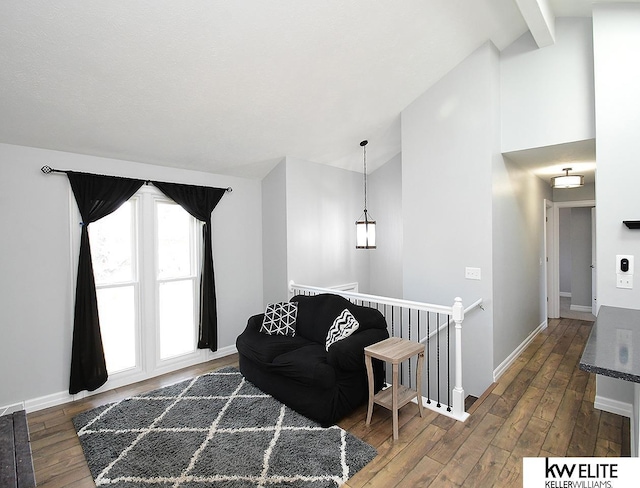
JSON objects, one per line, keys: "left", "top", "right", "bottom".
{"left": 326, "top": 308, "right": 360, "bottom": 351}
{"left": 260, "top": 302, "right": 298, "bottom": 336}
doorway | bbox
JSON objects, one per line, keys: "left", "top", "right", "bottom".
{"left": 547, "top": 199, "right": 596, "bottom": 320}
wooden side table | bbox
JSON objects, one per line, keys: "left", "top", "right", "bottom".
{"left": 364, "top": 337, "right": 425, "bottom": 440}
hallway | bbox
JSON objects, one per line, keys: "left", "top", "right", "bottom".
{"left": 560, "top": 296, "right": 595, "bottom": 321}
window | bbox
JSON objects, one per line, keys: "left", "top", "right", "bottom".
{"left": 92, "top": 199, "right": 138, "bottom": 374}
{"left": 156, "top": 200, "right": 198, "bottom": 360}
{"left": 85, "top": 186, "right": 203, "bottom": 385}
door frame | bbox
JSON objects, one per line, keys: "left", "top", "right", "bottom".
{"left": 591, "top": 207, "right": 597, "bottom": 316}
{"left": 547, "top": 199, "right": 596, "bottom": 318}
{"left": 544, "top": 199, "right": 553, "bottom": 320}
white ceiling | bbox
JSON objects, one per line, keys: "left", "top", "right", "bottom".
{"left": 503, "top": 139, "right": 596, "bottom": 185}
{"left": 0, "top": 1, "right": 620, "bottom": 179}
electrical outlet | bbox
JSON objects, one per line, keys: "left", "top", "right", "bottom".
{"left": 617, "top": 274, "right": 633, "bottom": 289}
{"left": 465, "top": 267, "right": 481, "bottom": 280}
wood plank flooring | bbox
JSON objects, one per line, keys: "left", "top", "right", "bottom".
{"left": 27, "top": 317, "right": 629, "bottom": 487}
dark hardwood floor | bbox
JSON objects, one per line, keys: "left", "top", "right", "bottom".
{"left": 27, "top": 317, "right": 629, "bottom": 487}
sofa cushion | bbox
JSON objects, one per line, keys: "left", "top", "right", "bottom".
{"left": 291, "top": 293, "right": 387, "bottom": 345}
{"left": 325, "top": 308, "right": 359, "bottom": 351}
{"left": 271, "top": 344, "right": 336, "bottom": 389}
{"left": 327, "top": 327, "right": 390, "bottom": 371}
{"left": 237, "top": 315, "right": 312, "bottom": 364}
{"left": 260, "top": 302, "right": 298, "bottom": 336}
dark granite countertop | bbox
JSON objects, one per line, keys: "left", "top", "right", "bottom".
{"left": 579, "top": 305, "right": 640, "bottom": 383}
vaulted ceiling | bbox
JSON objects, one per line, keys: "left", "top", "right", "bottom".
{"left": 0, "top": 1, "right": 616, "bottom": 178}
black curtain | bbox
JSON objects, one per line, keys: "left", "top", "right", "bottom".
{"left": 153, "top": 181, "right": 226, "bottom": 352}
{"left": 67, "top": 172, "right": 144, "bottom": 394}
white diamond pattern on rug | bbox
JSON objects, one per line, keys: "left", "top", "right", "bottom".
{"left": 73, "top": 367, "right": 376, "bottom": 487}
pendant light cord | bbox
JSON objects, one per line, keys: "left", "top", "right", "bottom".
{"left": 361, "top": 140, "right": 368, "bottom": 216}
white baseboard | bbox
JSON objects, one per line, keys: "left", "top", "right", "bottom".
{"left": 0, "top": 402, "right": 25, "bottom": 416}
{"left": 570, "top": 304, "right": 593, "bottom": 313}
{"left": 594, "top": 394, "right": 633, "bottom": 419}
{"left": 25, "top": 391, "right": 76, "bottom": 413}
{"left": 2, "top": 346, "right": 238, "bottom": 415}
{"left": 493, "top": 320, "right": 548, "bottom": 382}
{"left": 559, "top": 292, "right": 572, "bottom": 298}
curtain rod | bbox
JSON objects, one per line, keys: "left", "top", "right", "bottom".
{"left": 40, "top": 165, "right": 233, "bottom": 193}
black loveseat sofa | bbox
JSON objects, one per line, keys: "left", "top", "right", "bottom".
{"left": 236, "top": 293, "right": 389, "bottom": 426}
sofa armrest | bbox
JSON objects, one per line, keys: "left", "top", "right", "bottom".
{"left": 327, "top": 328, "right": 389, "bottom": 371}
{"left": 245, "top": 313, "right": 264, "bottom": 332}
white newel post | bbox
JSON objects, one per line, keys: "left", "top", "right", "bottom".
{"left": 451, "top": 297, "right": 468, "bottom": 420}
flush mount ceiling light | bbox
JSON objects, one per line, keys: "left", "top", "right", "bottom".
{"left": 551, "top": 167, "right": 584, "bottom": 189}
{"left": 356, "top": 140, "right": 376, "bottom": 249}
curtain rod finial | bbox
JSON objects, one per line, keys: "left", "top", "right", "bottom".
{"left": 226, "top": 187, "right": 233, "bottom": 193}
{"left": 41, "top": 165, "right": 53, "bottom": 174}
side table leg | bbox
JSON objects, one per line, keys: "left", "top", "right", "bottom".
{"left": 392, "top": 362, "right": 399, "bottom": 440}
{"left": 365, "top": 354, "right": 374, "bottom": 426}
{"left": 416, "top": 351, "right": 424, "bottom": 418}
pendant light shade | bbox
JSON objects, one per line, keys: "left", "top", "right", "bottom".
{"left": 551, "top": 168, "right": 584, "bottom": 189}
{"left": 356, "top": 140, "right": 376, "bottom": 249}
{"left": 356, "top": 211, "right": 376, "bottom": 249}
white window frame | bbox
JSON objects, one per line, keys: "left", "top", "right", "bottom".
{"left": 93, "top": 195, "right": 143, "bottom": 378}
{"left": 150, "top": 189, "right": 204, "bottom": 373}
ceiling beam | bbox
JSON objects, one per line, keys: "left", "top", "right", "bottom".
{"left": 514, "top": 0, "right": 556, "bottom": 48}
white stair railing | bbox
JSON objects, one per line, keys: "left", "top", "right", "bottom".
{"left": 289, "top": 281, "right": 482, "bottom": 421}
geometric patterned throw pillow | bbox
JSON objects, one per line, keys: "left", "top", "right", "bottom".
{"left": 325, "top": 308, "right": 360, "bottom": 351}
{"left": 260, "top": 302, "right": 298, "bottom": 337}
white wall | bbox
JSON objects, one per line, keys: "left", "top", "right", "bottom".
{"left": 262, "top": 159, "right": 288, "bottom": 304}
{"left": 368, "top": 153, "right": 403, "bottom": 298}
{"left": 553, "top": 182, "right": 595, "bottom": 202}
{"left": 0, "top": 145, "right": 73, "bottom": 411}
{"left": 592, "top": 4, "right": 640, "bottom": 407}
{"left": 0, "top": 143, "right": 263, "bottom": 411}
{"left": 286, "top": 157, "right": 369, "bottom": 290}
{"left": 272, "top": 157, "right": 369, "bottom": 292}
{"left": 493, "top": 156, "right": 552, "bottom": 369}
{"left": 501, "top": 17, "right": 595, "bottom": 152}
{"left": 260, "top": 151, "right": 402, "bottom": 299}
{"left": 401, "top": 42, "right": 497, "bottom": 397}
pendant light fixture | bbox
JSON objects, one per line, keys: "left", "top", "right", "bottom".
{"left": 356, "top": 140, "right": 376, "bottom": 249}
{"left": 551, "top": 168, "right": 584, "bottom": 189}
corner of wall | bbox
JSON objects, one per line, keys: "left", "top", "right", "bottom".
{"left": 261, "top": 159, "right": 288, "bottom": 304}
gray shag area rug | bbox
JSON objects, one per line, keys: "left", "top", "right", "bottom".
{"left": 73, "top": 367, "right": 376, "bottom": 487}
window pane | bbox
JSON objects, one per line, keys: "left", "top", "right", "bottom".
{"left": 91, "top": 202, "right": 134, "bottom": 285}
{"left": 157, "top": 202, "right": 193, "bottom": 279}
{"left": 159, "top": 280, "right": 195, "bottom": 359}
{"left": 97, "top": 286, "right": 136, "bottom": 374}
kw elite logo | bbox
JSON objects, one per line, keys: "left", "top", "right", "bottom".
{"left": 523, "top": 457, "right": 639, "bottom": 488}
{"left": 543, "top": 458, "right": 616, "bottom": 487}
